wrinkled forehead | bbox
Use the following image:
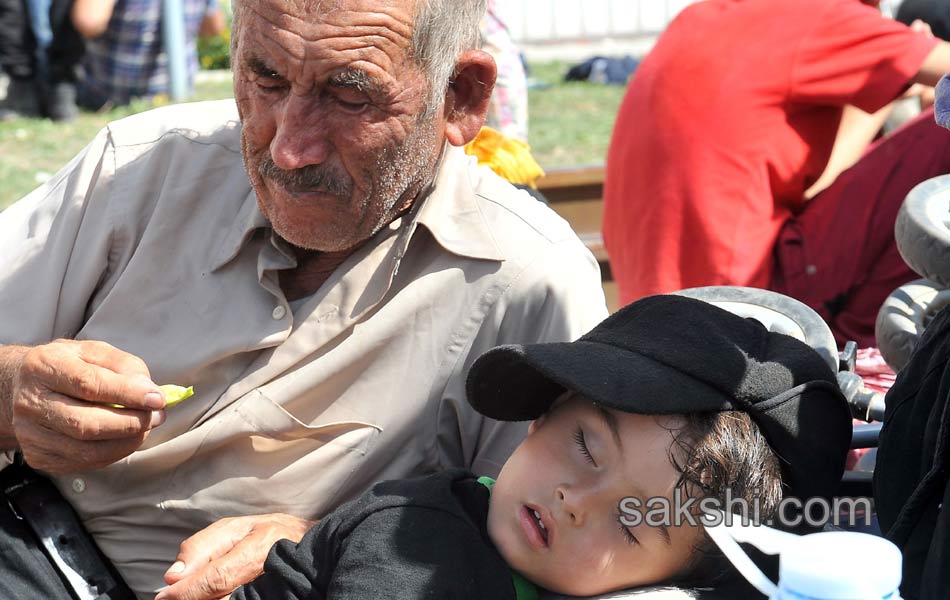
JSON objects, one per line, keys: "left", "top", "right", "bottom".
{"left": 245, "top": 0, "right": 421, "bottom": 19}
{"left": 237, "top": 0, "right": 420, "bottom": 33}
{"left": 235, "top": 0, "right": 423, "bottom": 80}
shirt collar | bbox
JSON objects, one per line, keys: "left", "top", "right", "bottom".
{"left": 414, "top": 144, "right": 506, "bottom": 262}
{"left": 210, "top": 187, "right": 270, "bottom": 272}
{"left": 210, "top": 143, "right": 506, "bottom": 273}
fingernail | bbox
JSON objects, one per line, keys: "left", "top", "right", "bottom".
{"left": 149, "top": 410, "right": 166, "bottom": 428}
{"left": 135, "top": 376, "right": 166, "bottom": 410}
{"left": 144, "top": 391, "right": 165, "bottom": 410}
{"left": 167, "top": 561, "right": 185, "bottom": 575}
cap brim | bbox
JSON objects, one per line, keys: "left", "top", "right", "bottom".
{"left": 467, "top": 340, "right": 738, "bottom": 421}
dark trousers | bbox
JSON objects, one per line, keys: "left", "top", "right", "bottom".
{"left": 0, "top": 462, "right": 135, "bottom": 600}
{"left": 0, "top": 492, "right": 77, "bottom": 598}
{"left": 773, "top": 107, "right": 950, "bottom": 348}
{"left": 0, "top": 0, "right": 82, "bottom": 81}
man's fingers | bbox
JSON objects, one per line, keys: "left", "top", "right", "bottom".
{"left": 16, "top": 422, "right": 150, "bottom": 473}
{"left": 8, "top": 340, "right": 165, "bottom": 473}
{"left": 26, "top": 343, "right": 166, "bottom": 411}
{"left": 157, "top": 515, "right": 313, "bottom": 600}
{"left": 16, "top": 389, "right": 164, "bottom": 440}
{"left": 163, "top": 518, "right": 252, "bottom": 585}
{"left": 156, "top": 536, "right": 264, "bottom": 600}
{"left": 75, "top": 340, "right": 152, "bottom": 378}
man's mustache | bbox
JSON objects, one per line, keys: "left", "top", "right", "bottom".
{"left": 258, "top": 155, "right": 353, "bottom": 197}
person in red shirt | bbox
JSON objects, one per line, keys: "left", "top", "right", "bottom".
{"left": 603, "top": 0, "right": 950, "bottom": 346}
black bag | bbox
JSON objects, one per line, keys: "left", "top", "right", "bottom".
{"left": 0, "top": 459, "right": 135, "bottom": 600}
{"left": 564, "top": 55, "right": 639, "bottom": 85}
{"left": 874, "top": 304, "right": 950, "bottom": 600}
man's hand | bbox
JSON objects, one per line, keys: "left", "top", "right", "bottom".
{"left": 155, "top": 514, "right": 315, "bottom": 600}
{"left": 2, "top": 339, "right": 167, "bottom": 473}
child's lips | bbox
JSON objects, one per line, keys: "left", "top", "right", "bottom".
{"left": 519, "top": 504, "right": 552, "bottom": 550}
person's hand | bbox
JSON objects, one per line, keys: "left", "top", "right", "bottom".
{"left": 7, "top": 339, "right": 166, "bottom": 473}
{"left": 910, "top": 18, "right": 934, "bottom": 37}
{"left": 155, "top": 513, "right": 315, "bottom": 600}
{"left": 902, "top": 82, "right": 931, "bottom": 99}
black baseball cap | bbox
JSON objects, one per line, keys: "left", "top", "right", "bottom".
{"left": 466, "top": 294, "right": 852, "bottom": 500}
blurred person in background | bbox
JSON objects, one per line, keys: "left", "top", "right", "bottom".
{"left": 0, "top": 0, "right": 83, "bottom": 120}
{"left": 70, "top": 0, "right": 224, "bottom": 109}
{"left": 603, "top": 0, "right": 950, "bottom": 348}
{"left": 480, "top": 0, "right": 528, "bottom": 141}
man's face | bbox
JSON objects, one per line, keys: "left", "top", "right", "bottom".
{"left": 232, "top": 0, "right": 444, "bottom": 252}
{"left": 487, "top": 395, "right": 702, "bottom": 596}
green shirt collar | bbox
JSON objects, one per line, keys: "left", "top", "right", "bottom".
{"left": 477, "top": 476, "right": 539, "bottom": 600}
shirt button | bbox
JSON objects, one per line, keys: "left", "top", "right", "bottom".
{"left": 71, "top": 478, "right": 86, "bottom": 494}
{"left": 805, "top": 265, "right": 818, "bottom": 276}
{"left": 272, "top": 305, "right": 287, "bottom": 320}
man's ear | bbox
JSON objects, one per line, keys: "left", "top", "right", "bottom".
{"left": 443, "top": 49, "right": 497, "bottom": 147}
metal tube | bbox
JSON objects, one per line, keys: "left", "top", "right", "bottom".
{"left": 851, "top": 423, "right": 883, "bottom": 449}
{"left": 163, "top": 0, "right": 188, "bottom": 101}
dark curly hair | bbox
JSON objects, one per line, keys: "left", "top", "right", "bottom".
{"left": 662, "top": 411, "right": 784, "bottom": 588}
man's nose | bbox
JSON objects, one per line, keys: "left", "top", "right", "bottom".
{"left": 269, "top": 96, "right": 332, "bottom": 171}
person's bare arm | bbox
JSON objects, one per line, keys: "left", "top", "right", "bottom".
{"left": 0, "top": 340, "right": 167, "bottom": 473}
{"left": 71, "top": 0, "right": 118, "bottom": 39}
{"left": 913, "top": 41, "right": 950, "bottom": 87}
{"left": 804, "top": 103, "right": 893, "bottom": 200}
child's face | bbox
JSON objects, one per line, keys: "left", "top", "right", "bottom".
{"left": 487, "top": 395, "right": 702, "bottom": 596}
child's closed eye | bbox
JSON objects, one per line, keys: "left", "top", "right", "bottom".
{"left": 573, "top": 426, "right": 597, "bottom": 466}
{"left": 616, "top": 510, "right": 640, "bottom": 546}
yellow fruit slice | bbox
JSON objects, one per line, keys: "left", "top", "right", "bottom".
{"left": 108, "top": 384, "right": 194, "bottom": 409}
{"left": 160, "top": 384, "right": 194, "bottom": 407}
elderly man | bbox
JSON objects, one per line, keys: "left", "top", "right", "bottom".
{"left": 0, "top": 1, "right": 606, "bottom": 599}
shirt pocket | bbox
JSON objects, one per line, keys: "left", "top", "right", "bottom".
{"left": 160, "top": 390, "right": 382, "bottom": 519}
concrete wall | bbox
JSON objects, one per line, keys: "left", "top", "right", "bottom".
{"left": 502, "top": 0, "right": 698, "bottom": 44}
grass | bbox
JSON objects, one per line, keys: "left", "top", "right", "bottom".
{"left": 0, "top": 62, "right": 625, "bottom": 210}
{"left": 527, "top": 61, "right": 626, "bottom": 169}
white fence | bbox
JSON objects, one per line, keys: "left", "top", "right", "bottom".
{"left": 502, "top": 0, "right": 699, "bottom": 44}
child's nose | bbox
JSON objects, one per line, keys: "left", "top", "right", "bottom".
{"left": 556, "top": 485, "right": 594, "bottom": 527}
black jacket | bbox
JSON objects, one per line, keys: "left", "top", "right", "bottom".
{"left": 231, "top": 469, "right": 518, "bottom": 600}
{"left": 875, "top": 304, "right": 950, "bottom": 600}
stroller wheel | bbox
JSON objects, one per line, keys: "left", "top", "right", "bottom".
{"left": 895, "top": 175, "right": 950, "bottom": 288}
{"left": 673, "top": 286, "right": 839, "bottom": 374}
{"left": 875, "top": 279, "right": 950, "bottom": 372}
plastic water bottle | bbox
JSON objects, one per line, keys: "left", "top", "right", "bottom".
{"left": 773, "top": 531, "right": 902, "bottom": 600}
{"left": 702, "top": 512, "right": 903, "bottom": 600}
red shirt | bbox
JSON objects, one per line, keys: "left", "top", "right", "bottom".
{"left": 602, "top": 0, "right": 936, "bottom": 304}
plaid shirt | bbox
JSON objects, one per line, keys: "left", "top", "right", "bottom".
{"left": 80, "top": 0, "right": 217, "bottom": 104}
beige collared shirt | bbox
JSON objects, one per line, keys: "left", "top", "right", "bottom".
{"left": 0, "top": 100, "right": 607, "bottom": 598}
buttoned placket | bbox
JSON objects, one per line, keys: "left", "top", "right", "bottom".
{"left": 191, "top": 212, "right": 417, "bottom": 427}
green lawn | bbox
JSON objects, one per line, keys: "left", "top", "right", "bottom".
{"left": 527, "top": 61, "right": 625, "bottom": 169}
{"left": 0, "top": 62, "right": 625, "bottom": 210}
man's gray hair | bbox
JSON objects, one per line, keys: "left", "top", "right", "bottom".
{"left": 230, "top": 0, "right": 487, "bottom": 114}
{"left": 411, "top": 0, "right": 488, "bottom": 114}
